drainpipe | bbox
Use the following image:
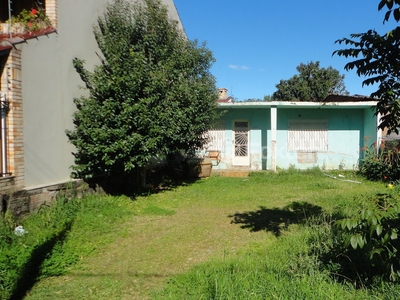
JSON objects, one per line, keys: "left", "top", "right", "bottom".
{"left": 271, "top": 106, "right": 277, "bottom": 172}
{"left": 8, "top": 0, "right": 12, "bottom": 39}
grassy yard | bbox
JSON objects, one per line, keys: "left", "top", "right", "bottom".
{"left": 2, "top": 169, "right": 399, "bottom": 299}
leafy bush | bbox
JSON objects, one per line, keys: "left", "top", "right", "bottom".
{"left": 334, "top": 192, "right": 400, "bottom": 282}
{"left": 305, "top": 192, "right": 400, "bottom": 287}
{"left": 359, "top": 140, "right": 400, "bottom": 182}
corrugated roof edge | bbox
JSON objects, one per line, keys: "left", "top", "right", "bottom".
{"left": 0, "top": 26, "right": 57, "bottom": 52}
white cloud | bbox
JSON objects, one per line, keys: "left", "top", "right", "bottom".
{"left": 229, "top": 64, "right": 249, "bottom": 70}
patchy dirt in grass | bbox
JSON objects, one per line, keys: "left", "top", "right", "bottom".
{"left": 26, "top": 203, "right": 269, "bottom": 300}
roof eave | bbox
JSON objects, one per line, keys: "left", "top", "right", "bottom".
{"left": 217, "top": 101, "right": 378, "bottom": 109}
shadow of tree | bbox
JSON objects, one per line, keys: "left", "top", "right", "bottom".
{"left": 229, "top": 201, "right": 323, "bottom": 236}
{"left": 9, "top": 220, "right": 75, "bottom": 300}
{"left": 88, "top": 162, "right": 201, "bottom": 198}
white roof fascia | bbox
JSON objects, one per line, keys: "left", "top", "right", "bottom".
{"left": 218, "top": 101, "right": 378, "bottom": 109}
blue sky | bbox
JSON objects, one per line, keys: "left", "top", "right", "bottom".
{"left": 173, "top": 0, "right": 396, "bottom": 101}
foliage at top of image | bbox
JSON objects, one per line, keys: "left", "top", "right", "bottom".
{"left": 334, "top": 0, "right": 400, "bottom": 134}
{"left": 67, "top": 0, "right": 220, "bottom": 181}
{"left": 271, "top": 61, "right": 348, "bottom": 102}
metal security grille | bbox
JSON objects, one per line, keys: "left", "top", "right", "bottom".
{"left": 288, "top": 120, "right": 328, "bottom": 152}
{"left": 207, "top": 128, "right": 226, "bottom": 152}
{"left": 234, "top": 121, "right": 249, "bottom": 156}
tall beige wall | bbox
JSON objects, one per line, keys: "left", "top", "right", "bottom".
{"left": 19, "top": 0, "right": 183, "bottom": 188}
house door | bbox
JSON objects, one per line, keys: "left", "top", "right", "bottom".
{"left": 232, "top": 121, "right": 250, "bottom": 166}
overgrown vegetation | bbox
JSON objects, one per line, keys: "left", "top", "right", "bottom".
{"left": 3, "top": 170, "right": 400, "bottom": 299}
{"left": 0, "top": 195, "right": 138, "bottom": 300}
{"left": 155, "top": 196, "right": 400, "bottom": 299}
{"left": 156, "top": 181, "right": 400, "bottom": 299}
{"left": 359, "top": 140, "right": 400, "bottom": 182}
{"left": 333, "top": 193, "right": 400, "bottom": 283}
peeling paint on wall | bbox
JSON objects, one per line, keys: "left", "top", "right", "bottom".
{"left": 251, "top": 154, "right": 261, "bottom": 170}
{"left": 297, "top": 152, "right": 317, "bottom": 164}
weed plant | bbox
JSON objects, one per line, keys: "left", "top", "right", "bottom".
{"left": 360, "top": 140, "right": 400, "bottom": 182}
{"left": 0, "top": 194, "right": 137, "bottom": 300}
{"left": 331, "top": 192, "right": 400, "bottom": 284}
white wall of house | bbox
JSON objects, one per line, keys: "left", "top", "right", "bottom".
{"left": 20, "top": 0, "right": 183, "bottom": 188}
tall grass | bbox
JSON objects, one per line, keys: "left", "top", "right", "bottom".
{"left": 152, "top": 170, "right": 400, "bottom": 299}
{"left": 0, "top": 195, "right": 139, "bottom": 300}
{"left": 153, "top": 231, "right": 349, "bottom": 299}
{"left": 1, "top": 169, "right": 394, "bottom": 299}
{"left": 155, "top": 216, "right": 400, "bottom": 300}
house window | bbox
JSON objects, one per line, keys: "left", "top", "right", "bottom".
{"left": 288, "top": 119, "right": 328, "bottom": 152}
{"left": 0, "top": 90, "right": 9, "bottom": 177}
{"left": 206, "top": 121, "right": 226, "bottom": 153}
{"left": 0, "top": 54, "right": 10, "bottom": 177}
{"left": 0, "top": 0, "right": 45, "bottom": 23}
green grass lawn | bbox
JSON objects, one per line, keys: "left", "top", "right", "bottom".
{"left": 2, "top": 169, "right": 399, "bottom": 299}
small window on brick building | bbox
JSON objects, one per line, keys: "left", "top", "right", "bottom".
{"left": 0, "top": 54, "right": 10, "bottom": 177}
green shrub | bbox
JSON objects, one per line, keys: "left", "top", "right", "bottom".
{"left": 306, "top": 192, "right": 400, "bottom": 286}
{"left": 334, "top": 192, "right": 400, "bottom": 282}
{"left": 359, "top": 141, "right": 400, "bottom": 182}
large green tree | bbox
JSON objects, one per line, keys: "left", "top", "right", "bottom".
{"left": 334, "top": 1, "right": 400, "bottom": 134}
{"left": 66, "top": 0, "right": 219, "bottom": 182}
{"left": 272, "top": 61, "right": 348, "bottom": 102}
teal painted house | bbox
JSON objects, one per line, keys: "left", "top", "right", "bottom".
{"left": 206, "top": 95, "right": 379, "bottom": 171}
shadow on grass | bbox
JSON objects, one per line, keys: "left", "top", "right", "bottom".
{"left": 9, "top": 220, "right": 75, "bottom": 300}
{"left": 89, "top": 169, "right": 201, "bottom": 198}
{"left": 229, "top": 201, "right": 323, "bottom": 236}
